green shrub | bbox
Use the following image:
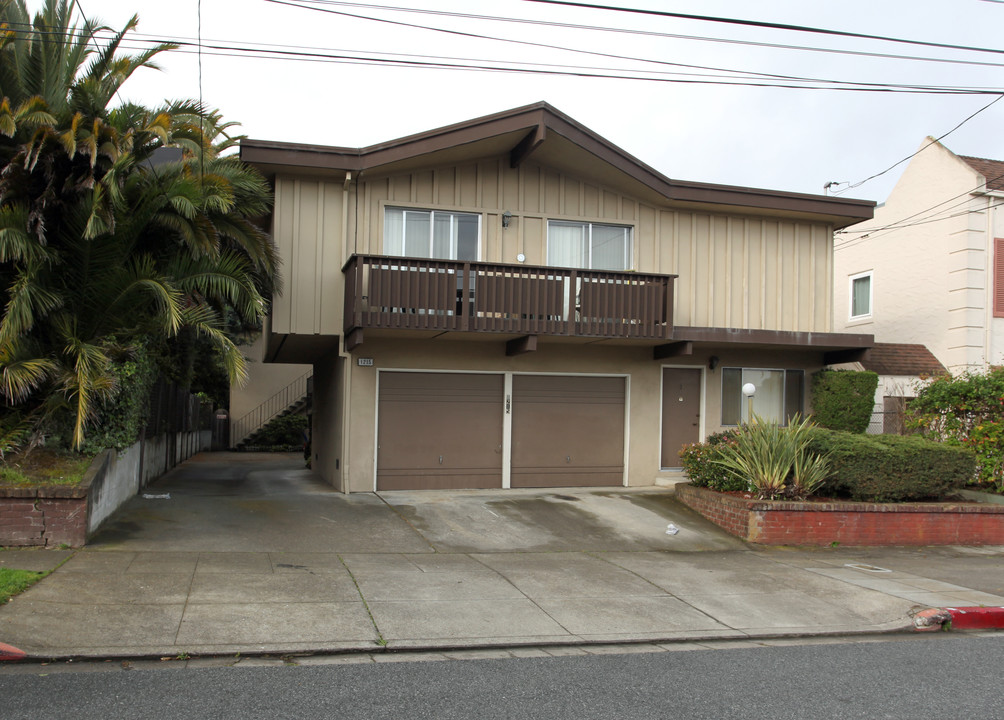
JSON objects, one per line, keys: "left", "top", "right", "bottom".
{"left": 806, "top": 430, "right": 975, "bottom": 502}
{"left": 811, "top": 369, "right": 878, "bottom": 433}
{"left": 908, "top": 366, "right": 1004, "bottom": 491}
{"left": 248, "top": 413, "right": 308, "bottom": 449}
{"left": 678, "top": 430, "right": 745, "bottom": 492}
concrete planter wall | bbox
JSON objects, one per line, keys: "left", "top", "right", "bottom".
{"left": 676, "top": 483, "right": 1004, "bottom": 546}
{"left": 0, "top": 430, "right": 211, "bottom": 548}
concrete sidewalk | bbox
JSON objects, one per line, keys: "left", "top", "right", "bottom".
{"left": 1, "top": 453, "right": 1002, "bottom": 660}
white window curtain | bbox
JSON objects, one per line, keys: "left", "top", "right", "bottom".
{"left": 384, "top": 207, "right": 480, "bottom": 260}
{"left": 851, "top": 274, "right": 871, "bottom": 317}
{"left": 548, "top": 221, "right": 586, "bottom": 268}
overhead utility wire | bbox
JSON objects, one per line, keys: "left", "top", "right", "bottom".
{"left": 32, "top": 20, "right": 998, "bottom": 94}
{"left": 523, "top": 0, "right": 1004, "bottom": 57}
{"left": 261, "top": 2, "right": 1003, "bottom": 94}
{"left": 290, "top": 0, "right": 1004, "bottom": 72}
{"left": 831, "top": 94, "right": 1004, "bottom": 194}
{"left": 42, "top": 21, "right": 1004, "bottom": 93}
{"left": 834, "top": 172, "right": 1004, "bottom": 249}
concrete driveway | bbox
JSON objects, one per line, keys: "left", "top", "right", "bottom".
{"left": 88, "top": 453, "right": 741, "bottom": 554}
{"left": 2, "top": 452, "right": 998, "bottom": 659}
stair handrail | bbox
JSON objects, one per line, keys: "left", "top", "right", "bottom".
{"left": 231, "top": 369, "right": 313, "bottom": 447}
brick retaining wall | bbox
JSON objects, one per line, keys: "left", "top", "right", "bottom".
{"left": 0, "top": 487, "right": 88, "bottom": 547}
{"left": 676, "top": 483, "right": 1004, "bottom": 546}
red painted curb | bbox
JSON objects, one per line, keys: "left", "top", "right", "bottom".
{"left": 945, "top": 606, "right": 1004, "bottom": 630}
{"left": 0, "top": 641, "right": 27, "bottom": 662}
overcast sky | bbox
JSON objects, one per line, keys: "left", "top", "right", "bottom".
{"left": 72, "top": 0, "right": 1004, "bottom": 204}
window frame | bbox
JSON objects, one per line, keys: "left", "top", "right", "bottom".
{"left": 721, "top": 367, "right": 805, "bottom": 426}
{"left": 546, "top": 220, "right": 633, "bottom": 271}
{"left": 383, "top": 206, "right": 482, "bottom": 262}
{"left": 849, "top": 270, "right": 873, "bottom": 321}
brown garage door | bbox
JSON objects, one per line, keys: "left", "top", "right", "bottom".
{"left": 377, "top": 372, "right": 504, "bottom": 490}
{"left": 511, "top": 375, "right": 625, "bottom": 488}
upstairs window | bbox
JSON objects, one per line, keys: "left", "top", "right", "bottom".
{"left": 849, "top": 271, "right": 872, "bottom": 320}
{"left": 384, "top": 207, "right": 480, "bottom": 261}
{"left": 547, "top": 221, "right": 632, "bottom": 271}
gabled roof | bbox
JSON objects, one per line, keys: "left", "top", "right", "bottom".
{"left": 958, "top": 154, "right": 1004, "bottom": 192}
{"left": 860, "top": 343, "right": 947, "bottom": 376}
{"left": 241, "top": 101, "right": 874, "bottom": 229}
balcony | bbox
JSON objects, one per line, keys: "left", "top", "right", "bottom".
{"left": 343, "top": 255, "right": 675, "bottom": 346}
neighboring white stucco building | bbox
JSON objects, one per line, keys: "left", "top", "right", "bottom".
{"left": 834, "top": 138, "right": 1004, "bottom": 374}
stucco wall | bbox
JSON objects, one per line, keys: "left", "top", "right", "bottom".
{"left": 328, "top": 338, "right": 822, "bottom": 492}
{"left": 834, "top": 139, "right": 1000, "bottom": 373}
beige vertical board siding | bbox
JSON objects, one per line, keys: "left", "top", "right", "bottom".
{"left": 544, "top": 171, "right": 561, "bottom": 215}
{"left": 564, "top": 176, "right": 580, "bottom": 216}
{"left": 458, "top": 164, "right": 477, "bottom": 207}
{"left": 343, "top": 157, "right": 836, "bottom": 332}
{"left": 640, "top": 205, "right": 657, "bottom": 273}
{"left": 584, "top": 183, "right": 600, "bottom": 217}
{"left": 523, "top": 216, "right": 545, "bottom": 265}
{"left": 272, "top": 179, "right": 346, "bottom": 335}
{"left": 271, "top": 178, "right": 295, "bottom": 334}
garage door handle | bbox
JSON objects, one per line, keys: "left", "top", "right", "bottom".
{"left": 566, "top": 455, "right": 571, "bottom": 463}
{"left": 439, "top": 456, "right": 443, "bottom": 465}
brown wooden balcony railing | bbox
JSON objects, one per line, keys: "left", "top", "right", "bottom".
{"left": 343, "top": 255, "right": 675, "bottom": 340}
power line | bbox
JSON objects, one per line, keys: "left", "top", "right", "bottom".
{"left": 831, "top": 94, "right": 1004, "bottom": 194}
{"left": 522, "top": 0, "right": 1004, "bottom": 56}
{"left": 280, "top": 1, "right": 1004, "bottom": 73}
{"left": 18, "top": 21, "right": 1001, "bottom": 95}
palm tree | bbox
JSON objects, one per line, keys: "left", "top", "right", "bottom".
{"left": 0, "top": 0, "right": 277, "bottom": 449}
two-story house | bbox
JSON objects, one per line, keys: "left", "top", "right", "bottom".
{"left": 834, "top": 137, "right": 1004, "bottom": 374}
{"left": 240, "top": 102, "right": 874, "bottom": 493}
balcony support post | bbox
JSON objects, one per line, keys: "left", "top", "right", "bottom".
{"left": 653, "top": 341, "right": 693, "bottom": 360}
{"left": 506, "top": 334, "right": 538, "bottom": 356}
{"left": 345, "top": 328, "right": 364, "bottom": 353}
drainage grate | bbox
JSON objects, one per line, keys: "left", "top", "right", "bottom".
{"left": 844, "top": 562, "right": 892, "bottom": 573}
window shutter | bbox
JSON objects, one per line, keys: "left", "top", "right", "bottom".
{"left": 996, "top": 238, "right": 1004, "bottom": 318}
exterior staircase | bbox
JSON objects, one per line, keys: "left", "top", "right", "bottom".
{"left": 231, "top": 371, "right": 312, "bottom": 449}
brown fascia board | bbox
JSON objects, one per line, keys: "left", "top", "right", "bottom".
{"left": 673, "top": 326, "right": 874, "bottom": 351}
{"left": 241, "top": 101, "right": 875, "bottom": 225}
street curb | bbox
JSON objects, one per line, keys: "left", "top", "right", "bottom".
{"left": 0, "top": 624, "right": 923, "bottom": 665}
{"left": 913, "top": 606, "right": 1004, "bottom": 631}
{"left": 0, "top": 642, "right": 27, "bottom": 662}
{"left": 944, "top": 606, "right": 1004, "bottom": 630}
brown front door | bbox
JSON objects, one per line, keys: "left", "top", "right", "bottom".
{"left": 377, "top": 372, "right": 504, "bottom": 490}
{"left": 661, "top": 367, "right": 702, "bottom": 468}
{"left": 510, "top": 375, "right": 625, "bottom": 488}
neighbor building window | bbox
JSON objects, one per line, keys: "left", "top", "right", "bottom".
{"left": 384, "top": 207, "right": 480, "bottom": 261}
{"left": 547, "top": 221, "right": 632, "bottom": 271}
{"left": 721, "top": 368, "right": 804, "bottom": 425}
{"left": 849, "top": 271, "right": 872, "bottom": 320}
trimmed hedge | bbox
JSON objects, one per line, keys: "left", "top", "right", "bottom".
{"left": 811, "top": 369, "right": 878, "bottom": 433}
{"left": 806, "top": 430, "right": 975, "bottom": 502}
{"left": 678, "top": 430, "right": 746, "bottom": 492}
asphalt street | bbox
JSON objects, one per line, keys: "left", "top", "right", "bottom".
{"left": 2, "top": 634, "right": 1002, "bottom": 719}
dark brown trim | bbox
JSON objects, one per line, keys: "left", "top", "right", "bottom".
{"left": 823, "top": 348, "right": 870, "bottom": 365}
{"left": 510, "top": 126, "right": 547, "bottom": 168}
{"left": 673, "top": 326, "right": 874, "bottom": 351}
{"left": 506, "top": 335, "right": 538, "bottom": 356}
{"left": 653, "top": 341, "right": 693, "bottom": 359}
{"left": 345, "top": 328, "right": 364, "bottom": 353}
{"left": 242, "top": 102, "right": 875, "bottom": 225}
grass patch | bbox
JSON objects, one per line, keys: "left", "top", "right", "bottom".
{"left": 0, "top": 567, "right": 45, "bottom": 604}
{"left": 0, "top": 449, "right": 94, "bottom": 488}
